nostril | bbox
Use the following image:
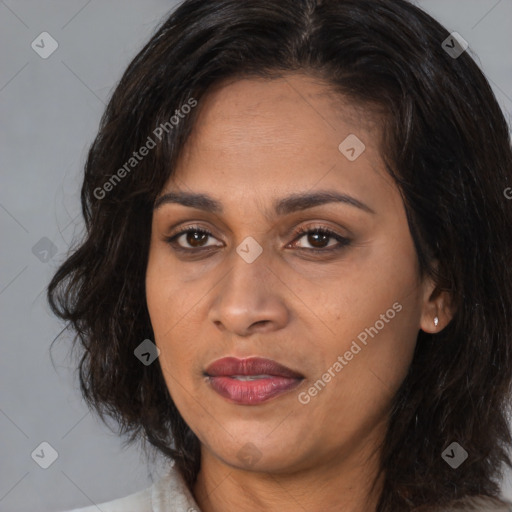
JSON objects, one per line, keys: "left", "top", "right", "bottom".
{"left": 251, "top": 320, "right": 269, "bottom": 329}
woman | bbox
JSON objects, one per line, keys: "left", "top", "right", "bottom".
{"left": 49, "top": 0, "right": 512, "bottom": 510}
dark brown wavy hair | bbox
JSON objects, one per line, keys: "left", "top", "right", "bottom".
{"left": 47, "top": 0, "right": 512, "bottom": 510}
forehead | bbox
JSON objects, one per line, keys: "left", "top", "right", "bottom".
{"left": 167, "top": 74, "right": 393, "bottom": 211}
{"left": 179, "top": 74, "right": 381, "bottom": 156}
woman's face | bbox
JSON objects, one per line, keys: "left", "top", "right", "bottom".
{"left": 146, "top": 74, "right": 437, "bottom": 475}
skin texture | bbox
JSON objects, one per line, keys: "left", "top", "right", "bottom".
{"left": 145, "top": 74, "right": 453, "bottom": 512}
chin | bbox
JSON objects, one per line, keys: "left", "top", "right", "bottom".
{"left": 202, "top": 425, "right": 314, "bottom": 473}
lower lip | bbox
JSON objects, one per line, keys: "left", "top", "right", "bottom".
{"left": 207, "top": 376, "right": 302, "bottom": 405}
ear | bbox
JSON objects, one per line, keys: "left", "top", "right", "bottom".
{"left": 419, "top": 265, "right": 456, "bottom": 334}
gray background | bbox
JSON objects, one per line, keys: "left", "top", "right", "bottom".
{"left": 1, "top": 1, "right": 511, "bottom": 510}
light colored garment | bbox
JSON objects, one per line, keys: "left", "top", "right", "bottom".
{"left": 59, "top": 464, "right": 512, "bottom": 512}
{"left": 60, "top": 464, "right": 200, "bottom": 512}
{"left": 433, "top": 495, "right": 512, "bottom": 511}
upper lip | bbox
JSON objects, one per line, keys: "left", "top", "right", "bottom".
{"left": 205, "top": 356, "right": 304, "bottom": 379}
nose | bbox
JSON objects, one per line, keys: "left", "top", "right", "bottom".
{"left": 207, "top": 249, "right": 289, "bottom": 337}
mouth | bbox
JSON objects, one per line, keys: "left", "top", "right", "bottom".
{"left": 204, "top": 356, "right": 304, "bottom": 405}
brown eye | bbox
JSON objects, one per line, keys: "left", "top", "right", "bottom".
{"left": 304, "top": 230, "right": 331, "bottom": 248}
{"left": 290, "top": 226, "right": 351, "bottom": 252}
{"left": 184, "top": 230, "right": 209, "bottom": 247}
{"left": 165, "top": 226, "right": 222, "bottom": 250}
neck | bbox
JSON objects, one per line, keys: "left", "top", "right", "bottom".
{"left": 192, "top": 440, "right": 384, "bottom": 512}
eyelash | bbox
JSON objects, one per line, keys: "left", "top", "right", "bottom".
{"left": 164, "top": 224, "right": 351, "bottom": 254}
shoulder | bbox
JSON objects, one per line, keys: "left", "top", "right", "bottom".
{"left": 58, "top": 464, "right": 200, "bottom": 512}
{"left": 60, "top": 485, "right": 152, "bottom": 512}
{"left": 418, "top": 495, "right": 512, "bottom": 512}
{"left": 58, "top": 487, "right": 153, "bottom": 512}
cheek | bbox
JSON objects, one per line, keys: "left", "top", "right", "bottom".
{"left": 145, "top": 245, "right": 191, "bottom": 339}
{"left": 336, "top": 294, "right": 420, "bottom": 413}
{"left": 146, "top": 248, "right": 186, "bottom": 376}
{"left": 303, "top": 304, "right": 419, "bottom": 443}
{"left": 309, "top": 248, "right": 419, "bottom": 348}
{"left": 146, "top": 253, "right": 211, "bottom": 393}
{"left": 316, "top": 239, "right": 422, "bottom": 394}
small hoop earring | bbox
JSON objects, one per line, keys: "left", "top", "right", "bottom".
{"left": 434, "top": 316, "right": 439, "bottom": 327}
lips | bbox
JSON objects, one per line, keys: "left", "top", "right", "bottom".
{"left": 205, "top": 357, "right": 304, "bottom": 405}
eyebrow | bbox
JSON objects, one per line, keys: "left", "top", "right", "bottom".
{"left": 153, "top": 190, "right": 375, "bottom": 215}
